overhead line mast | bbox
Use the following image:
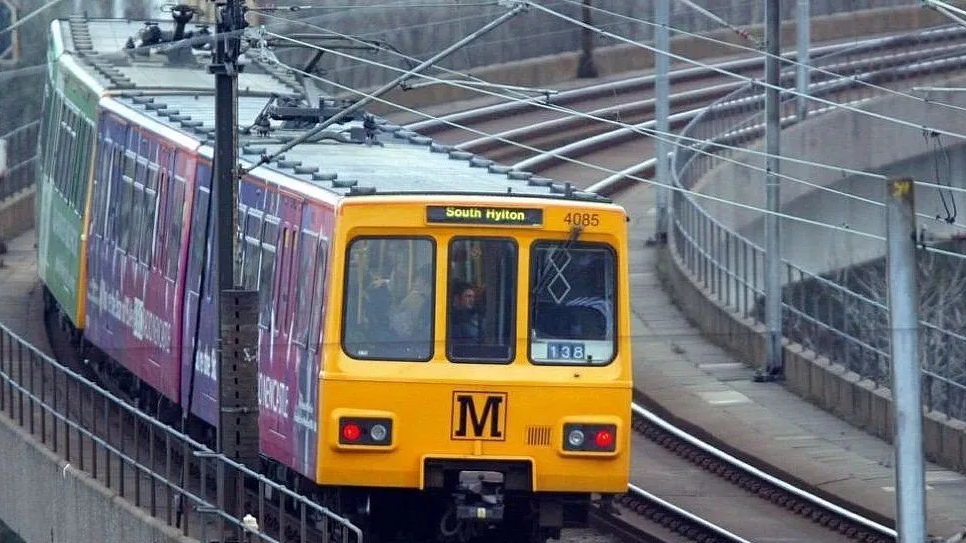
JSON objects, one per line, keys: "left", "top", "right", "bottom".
{"left": 209, "top": 0, "right": 259, "bottom": 529}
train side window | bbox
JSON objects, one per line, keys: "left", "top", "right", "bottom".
{"left": 446, "top": 238, "right": 517, "bottom": 364}
{"left": 277, "top": 228, "right": 297, "bottom": 331}
{"left": 308, "top": 241, "right": 328, "bottom": 353}
{"left": 528, "top": 241, "right": 617, "bottom": 366}
{"left": 342, "top": 237, "right": 435, "bottom": 362}
{"left": 187, "top": 187, "right": 210, "bottom": 292}
{"left": 165, "top": 174, "right": 186, "bottom": 281}
{"left": 106, "top": 146, "right": 123, "bottom": 241}
{"left": 141, "top": 173, "right": 159, "bottom": 266}
{"left": 129, "top": 160, "right": 147, "bottom": 259}
{"left": 153, "top": 166, "right": 167, "bottom": 269}
{"left": 234, "top": 204, "right": 247, "bottom": 287}
{"left": 92, "top": 135, "right": 113, "bottom": 238}
{"left": 118, "top": 174, "right": 134, "bottom": 252}
{"left": 241, "top": 210, "right": 262, "bottom": 290}
{"left": 293, "top": 231, "right": 319, "bottom": 347}
{"left": 258, "top": 218, "right": 279, "bottom": 329}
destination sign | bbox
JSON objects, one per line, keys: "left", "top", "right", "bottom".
{"left": 426, "top": 205, "right": 543, "bottom": 226}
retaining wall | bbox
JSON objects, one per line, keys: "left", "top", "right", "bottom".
{"left": 655, "top": 241, "right": 966, "bottom": 476}
{"left": 0, "top": 412, "right": 195, "bottom": 543}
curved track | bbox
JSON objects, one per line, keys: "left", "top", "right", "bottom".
{"left": 380, "top": 27, "right": 966, "bottom": 543}
{"left": 4, "top": 23, "right": 963, "bottom": 543}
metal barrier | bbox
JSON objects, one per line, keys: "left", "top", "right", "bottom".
{"left": 0, "top": 322, "right": 362, "bottom": 543}
{"left": 669, "top": 25, "right": 966, "bottom": 419}
{"left": 0, "top": 121, "right": 38, "bottom": 203}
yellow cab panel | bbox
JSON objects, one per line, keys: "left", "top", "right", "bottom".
{"left": 317, "top": 195, "right": 632, "bottom": 494}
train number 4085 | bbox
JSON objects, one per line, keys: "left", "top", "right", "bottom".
{"left": 563, "top": 211, "right": 600, "bottom": 227}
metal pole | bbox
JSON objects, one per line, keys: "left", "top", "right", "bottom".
{"left": 653, "top": 0, "right": 670, "bottom": 242}
{"left": 576, "top": 0, "right": 598, "bottom": 78}
{"left": 796, "top": 0, "right": 810, "bottom": 120}
{"left": 254, "top": 3, "right": 526, "bottom": 169}
{"left": 764, "top": 0, "right": 783, "bottom": 378}
{"left": 885, "top": 178, "right": 925, "bottom": 543}
{"left": 211, "top": 0, "right": 246, "bottom": 525}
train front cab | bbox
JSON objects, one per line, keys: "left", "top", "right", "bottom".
{"left": 317, "top": 197, "right": 632, "bottom": 542}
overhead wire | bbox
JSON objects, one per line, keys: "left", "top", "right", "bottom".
{"left": 247, "top": 7, "right": 966, "bottom": 261}
{"left": 524, "top": 0, "right": 966, "bottom": 143}
{"left": 257, "top": 23, "right": 966, "bottom": 235}
{"left": 0, "top": 0, "right": 69, "bottom": 38}
{"left": 256, "top": 41, "right": 887, "bottom": 245}
{"left": 554, "top": 0, "right": 966, "bottom": 118}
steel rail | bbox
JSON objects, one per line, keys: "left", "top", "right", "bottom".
{"left": 402, "top": 24, "right": 966, "bottom": 135}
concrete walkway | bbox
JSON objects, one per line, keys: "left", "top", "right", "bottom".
{"left": 620, "top": 185, "right": 966, "bottom": 540}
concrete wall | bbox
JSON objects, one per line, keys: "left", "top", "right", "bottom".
{"left": 655, "top": 241, "right": 966, "bottom": 475}
{"left": 0, "top": 412, "right": 195, "bottom": 543}
{"left": 369, "top": 4, "right": 951, "bottom": 113}
{"left": 736, "top": 144, "right": 966, "bottom": 278}
{"left": 696, "top": 72, "right": 966, "bottom": 278}
{"left": 0, "top": 188, "right": 34, "bottom": 245}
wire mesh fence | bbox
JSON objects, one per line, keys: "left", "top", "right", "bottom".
{"left": 0, "top": 322, "right": 362, "bottom": 543}
{"left": 669, "top": 24, "right": 966, "bottom": 419}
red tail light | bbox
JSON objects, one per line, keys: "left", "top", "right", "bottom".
{"left": 562, "top": 423, "right": 617, "bottom": 452}
{"left": 342, "top": 423, "right": 361, "bottom": 442}
{"left": 594, "top": 429, "right": 614, "bottom": 449}
{"left": 338, "top": 417, "right": 393, "bottom": 446}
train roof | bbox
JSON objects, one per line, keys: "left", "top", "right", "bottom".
{"left": 51, "top": 16, "right": 613, "bottom": 204}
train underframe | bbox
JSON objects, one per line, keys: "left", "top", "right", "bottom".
{"left": 42, "top": 286, "right": 602, "bottom": 543}
{"left": 268, "top": 455, "right": 600, "bottom": 543}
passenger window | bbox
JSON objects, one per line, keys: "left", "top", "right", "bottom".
{"left": 241, "top": 211, "right": 263, "bottom": 290}
{"left": 529, "top": 241, "right": 616, "bottom": 365}
{"left": 342, "top": 238, "right": 434, "bottom": 361}
{"left": 165, "top": 174, "right": 185, "bottom": 280}
{"left": 308, "top": 242, "right": 328, "bottom": 353}
{"left": 258, "top": 218, "right": 279, "bottom": 329}
{"left": 293, "top": 231, "right": 319, "bottom": 346}
{"left": 446, "top": 238, "right": 517, "bottom": 364}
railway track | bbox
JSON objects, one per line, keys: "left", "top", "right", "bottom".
{"left": 383, "top": 26, "right": 966, "bottom": 543}
{"left": 2, "top": 22, "right": 962, "bottom": 543}
{"left": 388, "top": 25, "right": 966, "bottom": 195}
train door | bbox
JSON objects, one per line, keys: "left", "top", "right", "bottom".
{"left": 289, "top": 205, "right": 329, "bottom": 477}
{"left": 258, "top": 190, "right": 302, "bottom": 462}
{"left": 180, "top": 161, "right": 218, "bottom": 427}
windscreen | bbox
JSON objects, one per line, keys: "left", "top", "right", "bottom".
{"left": 342, "top": 237, "right": 435, "bottom": 361}
{"left": 529, "top": 241, "right": 616, "bottom": 365}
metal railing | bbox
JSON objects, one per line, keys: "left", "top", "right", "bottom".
{"left": 0, "top": 121, "right": 39, "bottom": 202}
{"left": 0, "top": 321, "right": 362, "bottom": 543}
{"left": 669, "top": 24, "right": 966, "bottom": 419}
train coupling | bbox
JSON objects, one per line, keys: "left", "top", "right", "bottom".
{"left": 453, "top": 470, "right": 505, "bottom": 523}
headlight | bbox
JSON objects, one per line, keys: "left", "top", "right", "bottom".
{"left": 370, "top": 423, "right": 388, "bottom": 442}
{"left": 567, "top": 429, "right": 585, "bottom": 447}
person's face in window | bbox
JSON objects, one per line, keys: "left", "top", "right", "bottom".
{"left": 455, "top": 288, "right": 475, "bottom": 310}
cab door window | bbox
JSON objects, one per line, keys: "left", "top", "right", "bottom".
{"left": 529, "top": 241, "right": 616, "bottom": 365}
{"left": 343, "top": 238, "right": 435, "bottom": 361}
{"left": 446, "top": 238, "right": 517, "bottom": 363}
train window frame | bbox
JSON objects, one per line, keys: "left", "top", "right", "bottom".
{"left": 445, "top": 237, "right": 518, "bottom": 365}
{"left": 293, "top": 229, "right": 320, "bottom": 348}
{"left": 233, "top": 203, "right": 247, "bottom": 287}
{"left": 276, "top": 227, "right": 296, "bottom": 333}
{"left": 240, "top": 209, "right": 263, "bottom": 290}
{"left": 164, "top": 173, "right": 186, "bottom": 281}
{"left": 308, "top": 239, "right": 328, "bottom": 354}
{"left": 526, "top": 240, "right": 618, "bottom": 367}
{"left": 129, "top": 159, "right": 147, "bottom": 261}
{"left": 117, "top": 161, "right": 135, "bottom": 253}
{"left": 341, "top": 236, "right": 437, "bottom": 363}
{"left": 141, "top": 166, "right": 159, "bottom": 267}
{"left": 257, "top": 215, "right": 280, "bottom": 330}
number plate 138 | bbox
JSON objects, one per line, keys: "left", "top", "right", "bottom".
{"left": 547, "top": 342, "right": 586, "bottom": 360}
